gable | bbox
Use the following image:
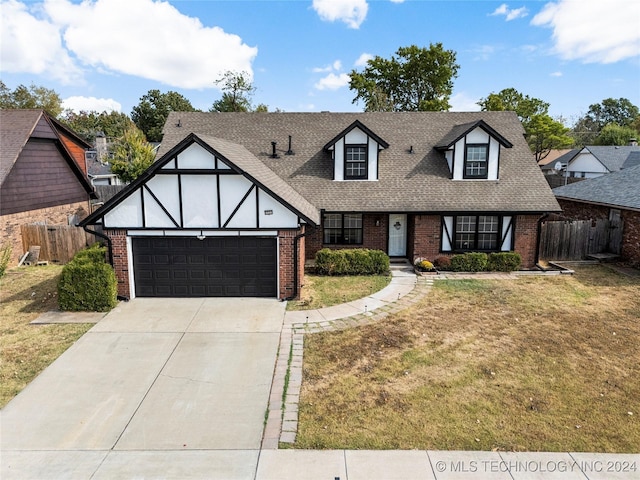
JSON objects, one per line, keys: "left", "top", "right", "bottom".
{"left": 83, "top": 136, "right": 319, "bottom": 230}
{"left": 1, "top": 139, "right": 90, "bottom": 215}
{"left": 439, "top": 125, "right": 506, "bottom": 181}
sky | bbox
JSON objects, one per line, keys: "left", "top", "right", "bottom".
{"left": 1, "top": 0, "right": 639, "bottom": 125}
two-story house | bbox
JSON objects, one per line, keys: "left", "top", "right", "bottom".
{"left": 80, "top": 112, "right": 560, "bottom": 300}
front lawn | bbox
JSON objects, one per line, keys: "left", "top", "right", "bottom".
{"left": 296, "top": 265, "right": 640, "bottom": 452}
{"left": 287, "top": 274, "right": 391, "bottom": 311}
{"left": 0, "top": 266, "right": 93, "bottom": 408}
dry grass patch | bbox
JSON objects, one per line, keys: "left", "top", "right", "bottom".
{"left": 296, "top": 266, "right": 640, "bottom": 452}
{"left": 287, "top": 274, "right": 391, "bottom": 311}
{"left": 0, "top": 266, "right": 92, "bottom": 407}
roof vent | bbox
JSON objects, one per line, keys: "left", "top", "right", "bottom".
{"left": 285, "top": 135, "right": 294, "bottom": 155}
{"left": 270, "top": 141, "right": 280, "bottom": 159}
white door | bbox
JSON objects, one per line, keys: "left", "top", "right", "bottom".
{"left": 388, "top": 214, "right": 407, "bottom": 257}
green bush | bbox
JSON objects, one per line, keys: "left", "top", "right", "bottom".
{"left": 450, "top": 252, "right": 488, "bottom": 272}
{"left": 315, "top": 248, "right": 389, "bottom": 275}
{"left": 0, "top": 243, "right": 11, "bottom": 278}
{"left": 58, "top": 245, "right": 117, "bottom": 312}
{"left": 487, "top": 252, "right": 521, "bottom": 272}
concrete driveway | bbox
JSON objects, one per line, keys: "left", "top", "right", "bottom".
{"left": 1, "top": 297, "right": 285, "bottom": 479}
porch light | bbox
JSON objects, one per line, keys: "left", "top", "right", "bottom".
{"left": 394, "top": 221, "right": 402, "bottom": 230}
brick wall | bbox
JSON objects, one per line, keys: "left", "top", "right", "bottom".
{"left": 0, "top": 201, "right": 90, "bottom": 266}
{"left": 106, "top": 229, "right": 130, "bottom": 298}
{"left": 305, "top": 214, "right": 388, "bottom": 260}
{"left": 513, "top": 215, "right": 540, "bottom": 268}
{"left": 411, "top": 214, "right": 442, "bottom": 262}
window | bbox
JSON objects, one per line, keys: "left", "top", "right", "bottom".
{"left": 345, "top": 145, "right": 367, "bottom": 179}
{"left": 454, "top": 215, "right": 499, "bottom": 250}
{"left": 323, "top": 213, "right": 363, "bottom": 244}
{"left": 464, "top": 144, "right": 488, "bottom": 179}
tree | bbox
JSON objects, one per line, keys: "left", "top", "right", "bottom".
{"left": 0, "top": 80, "right": 63, "bottom": 117}
{"left": 131, "top": 90, "right": 198, "bottom": 142}
{"left": 526, "top": 114, "right": 574, "bottom": 162}
{"left": 348, "top": 44, "right": 460, "bottom": 112}
{"left": 585, "top": 98, "right": 639, "bottom": 130}
{"left": 60, "top": 110, "right": 134, "bottom": 144}
{"left": 210, "top": 71, "right": 255, "bottom": 112}
{"left": 477, "top": 88, "right": 549, "bottom": 125}
{"left": 595, "top": 124, "right": 639, "bottom": 146}
{"left": 110, "top": 126, "right": 156, "bottom": 183}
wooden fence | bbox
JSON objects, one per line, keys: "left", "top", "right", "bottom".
{"left": 20, "top": 224, "right": 93, "bottom": 264}
{"left": 538, "top": 218, "right": 623, "bottom": 261}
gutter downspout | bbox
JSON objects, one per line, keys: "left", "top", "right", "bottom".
{"left": 286, "top": 225, "right": 316, "bottom": 301}
{"left": 535, "top": 213, "right": 550, "bottom": 266}
{"left": 81, "top": 224, "right": 114, "bottom": 267}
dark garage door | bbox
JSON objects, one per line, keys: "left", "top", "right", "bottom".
{"left": 132, "top": 236, "right": 277, "bottom": 297}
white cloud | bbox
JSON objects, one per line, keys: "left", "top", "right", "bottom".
{"left": 389, "top": 0, "right": 404, "bottom": 3}
{"left": 312, "top": 0, "right": 368, "bottom": 29}
{"left": 469, "top": 45, "right": 496, "bottom": 61}
{"left": 532, "top": 0, "right": 640, "bottom": 63}
{"left": 550, "top": 71, "right": 563, "bottom": 77}
{"left": 490, "top": 3, "right": 528, "bottom": 21}
{"left": 1, "top": 0, "right": 257, "bottom": 89}
{"left": 449, "top": 92, "right": 481, "bottom": 112}
{"left": 314, "top": 73, "right": 350, "bottom": 91}
{"left": 354, "top": 53, "right": 373, "bottom": 67}
{"left": 312, "top": 60, "right": 342, "bottom": 73}
{"left": 62, "top": 96, "right": 122, "bottom": 113}
{"left": 0, "top": 0, "right": 83, "bottom": 84}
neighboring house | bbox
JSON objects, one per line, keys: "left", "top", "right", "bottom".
{"left": 553, "top": 165, "right": 640, "bottom": 267}
{"left": 80, "top": 112, "right": 560, "bottom": 300}
{"left": 537, "top": 148, "right": 573, "bottom": 169}
{"left": 86, "top": 152, "right": 122, "bottom": 187}
{"left": 0, "top": 109, "right": 96, "bottom": 265}
{"left": 542, "top": 145, "right": 640, "bottom": 178}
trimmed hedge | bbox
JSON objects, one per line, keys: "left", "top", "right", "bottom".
{"left": 58, "top": 244, "right": 117, "bottom": 312}
{"left": 448, "top": 251, "right": 521, "bottom": 272}
{"left": 315, "top": 248, "right": 390, "bottom": 275}
{"left": 487, "top": 252, "right": 521, "bottom": 272}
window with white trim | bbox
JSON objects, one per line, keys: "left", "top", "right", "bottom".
{"left": 345, "top": 145, "right": 367, "bottom": 180}
{"left": 323, "top": 213, "right": 363, "bottom": 244}
{"left": 464, "top": 144, "right": 488, "bottom": 179}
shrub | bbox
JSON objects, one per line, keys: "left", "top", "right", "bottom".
{"left": 58, "top": 245, "right": 117, "bottom": 312}
{"left": 0, "top": 243, "right": 11, "bottom": 278}
{"left": 487, "top": 252, "right": 521, "bottom": 272}
{"left": 433, "top": 255, "right": 451, "bottom": 271}
{"left": 450, "top": 252, "right": 488, "bottom": 272}
{"left": 315, "top": 248, "right": 389, "bottom": 275}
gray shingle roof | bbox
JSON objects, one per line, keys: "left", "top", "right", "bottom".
{"left": 623, "top": 151, "right": 640, "bottom": 169}
{"left": 159, "top": 111, "right": 560, "bottom": 213}
{"left": 553, "top": 165, "right": 640, "bottom": 211}
{"left": 584, "top": 146, "right": 640, "bottom": 172}
{"left": 0, "top": 109, "right": 43, "bottom": 185}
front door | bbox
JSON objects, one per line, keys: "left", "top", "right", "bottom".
{"left": 388, "top": 214, "right": 407, "bottom": 257}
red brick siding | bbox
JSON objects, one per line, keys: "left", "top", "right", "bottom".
{"left": 107, "top": 230, "right": 130, "bottom": 298}
{"left": 513, "top": 215, "right": 539, "bottom": 269}
{"left": 558, "top": 199, "right": 640, "bottom": 267}
{"left": 0, "top": 201, "right": 90, "bottom": 266}
{"left": 305, "top": 214, "right": 388, "bottom": 260}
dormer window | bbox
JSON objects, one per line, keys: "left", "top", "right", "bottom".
{"left": 345, "top": 145, "right": 368, "bottom": 179}
{"left": 436, "top": 120, "right": 512, "bottom": 181}
{"left": 464, "top": 144, "right": 489, "bottom": 179}
{"left": 324, "top": 120, "right": 388, "bottom": 181}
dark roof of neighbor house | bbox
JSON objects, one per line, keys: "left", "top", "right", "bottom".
{"left": 553, "top": 164, "right": 640, "bottom": 211}
{"left": 622, "top": 151, "right": 640, "bottom": 170}
{"left": 86, "top": 156, "right": 115, "bottom": 177}
{"left": 0, "top": 109, "right": 95, "bottom": 197}
{"left": 159, "top": 111, "right": 559, "bottom": 214}
{"left": 81, "top": 134, "right": 320, "bottom": 226}
{"left": 581, "top": 146, "right": 640, "bottom": 172}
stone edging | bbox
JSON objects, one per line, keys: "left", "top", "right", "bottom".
{"left": 261, "top": 275, "right": 434, "bottom": 449}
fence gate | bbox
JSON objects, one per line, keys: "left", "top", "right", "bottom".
{"left": 538, "top": 218, "right": 624, "bottom": 261}
{"left": 20, "top": 224, "right": 91, "bottom": 264}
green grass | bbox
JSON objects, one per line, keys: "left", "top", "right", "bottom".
{"left": 295, "top": 265, "right": 640, "bottom": 452}
{"left": 287, "top": 274, "right": 391, "bottom": 311}
{"left": 0, "top": 266, "right": 93, "bottom": 407}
